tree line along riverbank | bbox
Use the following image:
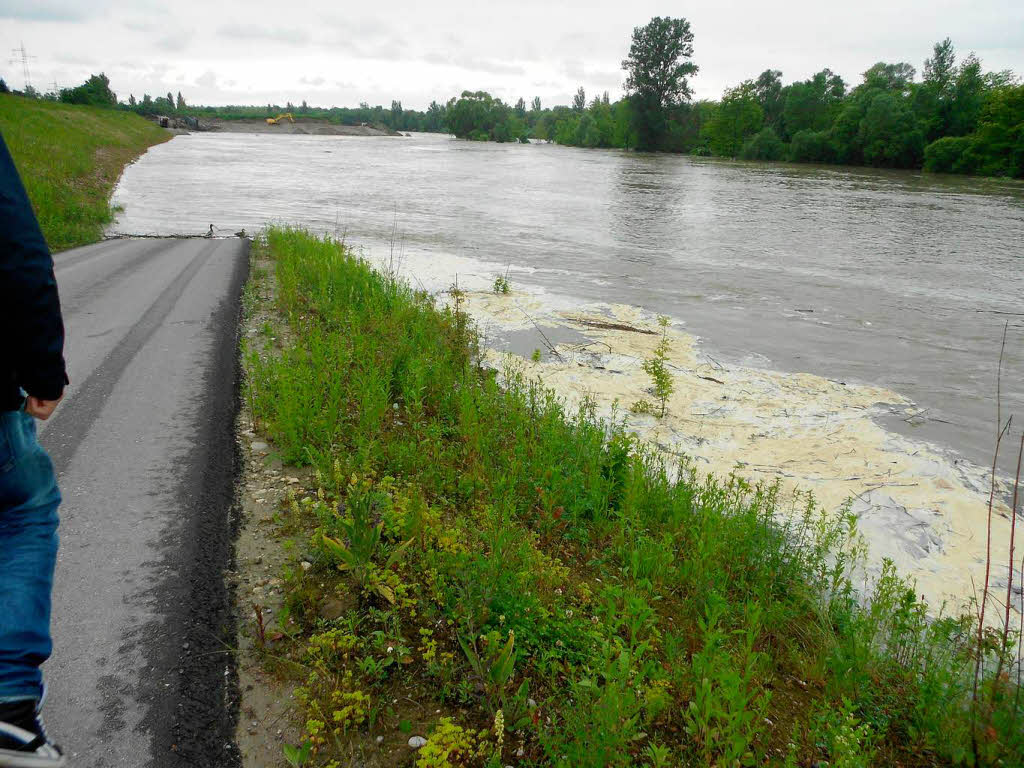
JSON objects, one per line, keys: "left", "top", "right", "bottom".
{"left": 238, "top": 226, "right": 1023, "bottom": 767}
{"left": 440, "top": 24, "right": 1022, "bottom": 178}
{"left": 11, "top": 16, "right": 1020, "bottom": 180}
{"left": 0, "top": 93, "right": 170, "bottom": 251}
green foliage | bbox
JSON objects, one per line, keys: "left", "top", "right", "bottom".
{"left": 702, "top": 83, "right": 764, "bottom": 157}
{"left": 492, "top": 274, "right": 510, "bottom": 294}
{"left": 923, "top": 135, "right": 975, "bottom": 173}
{"left": 640, "top": 317, "right": 674, "bottom": 417}
{"left": 0, "top": 93, "right": 169, "bottom": 251}
{"left": 281, "top": 740, "right": 312, "bottom": 767}
{"left": 459, "top": 629, "right": 517, "bottom": 712}
{"left": 859, "top": 92, "right": 924, "bottom": 167}
{"left": 621, "top": 17, "right": 699, "bottom": 150}
{"left": 740, "top": 127, "right": 786, "bottom": 161}
{"left": 59, "top": 73, "right": 117, "bottom": 107}
{"left": 781, "top": 69, "right": 846, "bottom": 139}
{"left": 622, "top": 16, "right": 699, "bottom": 108}
{"left": 445, "top": 91, "right": 527, "bottom": 143}
{"left": 789, "top": 129, "right": 836, "bottom": 163}
{"left": 248, "top": 229, "right": 1024, "bottom": 767}
{"left": 683, "top": 597, "right": 769, "bottom": 766}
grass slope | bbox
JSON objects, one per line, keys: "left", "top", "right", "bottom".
{"left": 0, "top": 94, "right": 170, "bottom": 251}
{"left": 244, "top": 228, "right": 1023, "bottom": 767}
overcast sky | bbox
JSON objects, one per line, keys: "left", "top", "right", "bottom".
{"left": 3, "top": 0, "right": 1023, "bottom": 110}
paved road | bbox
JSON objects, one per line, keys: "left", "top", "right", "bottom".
{"left": 37, "top": 237, "right": 247, "bottom": 767}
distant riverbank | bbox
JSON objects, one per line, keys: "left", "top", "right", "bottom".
{"left": 206, "top": 117, "right": 402, "bottom": 136}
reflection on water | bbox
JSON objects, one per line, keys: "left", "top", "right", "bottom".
{"left": 111, "top": 131, "right": 1024, "bottom": 474}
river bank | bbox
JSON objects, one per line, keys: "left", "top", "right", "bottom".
{"left": 0, "top": 92, "right": 170, "bottom": 250}
{"left": 442, "top": 283, "right": 1019, "bottom": 621}
{"left": 107, "top": 131, "right": 1024, "bottom": 488}
{"left": 206, "top": 117, "right": 402, "bottom": 136}
{"left": 236, "top": 227, "right": 1022, "bottom": 767}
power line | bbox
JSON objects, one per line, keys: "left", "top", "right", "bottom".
{"left": 8, "top": 41, "right": 36, "bottom": 91}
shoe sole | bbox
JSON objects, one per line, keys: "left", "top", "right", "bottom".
{"left": 0, "top": 747, "right": 66, "bottom": 768}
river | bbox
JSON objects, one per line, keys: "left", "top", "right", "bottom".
{"left": 111, "top": 131, "right": 1024, "bottom": 612}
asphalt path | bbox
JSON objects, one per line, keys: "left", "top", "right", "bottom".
{"left": 36, "top": 237, "right": 248, "bottom": 767}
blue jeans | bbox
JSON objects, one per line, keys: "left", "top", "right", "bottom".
{"left": 0, "top": 407, "right": 60, "bottom": 703}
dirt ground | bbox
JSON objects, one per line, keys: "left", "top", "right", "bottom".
{"left": 209, "top": 118, "right": 403, "bottom": 136}
{"left": 233, "top": 249, "right": 305, "bottom": 768}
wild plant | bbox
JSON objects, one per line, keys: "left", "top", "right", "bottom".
{"left": 492, "top": 272, "right": 511, "bottom": 294}
{"left": 458, "top": 629, "right": 517, "bottom": 713}
{"left": 641, "top": 315, "right": 674, "bottom": 417}
{"left": 317, "top": 483, "right": 412, "bottom": 599}
{"left": 683, "top": 597, "right": 769, "bottom": 767}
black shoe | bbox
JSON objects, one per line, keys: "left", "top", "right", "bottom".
{"left": 0, "top": 698, "right": 66, "bottom": 767}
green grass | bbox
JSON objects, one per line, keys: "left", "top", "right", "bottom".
{"left": 245, "top": 227, "right": 1023, "bottom": 767}
{"left": 0, "top": 94, "right": 170, "bottom": 251}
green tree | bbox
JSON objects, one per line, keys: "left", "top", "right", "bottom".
{"left": 59, "top": 73, "right": 117, "bottom": 107}
{"left": 0, "top": 79, "right": 8, "bottom": 94}
{"left": 859, "top": 92, "right": 924, "bottom": 167}
{"left": 702, "top": 82, "right": 763, "bottom": 157}
{"left": 861, "top": 62, "right": 916, "bottom": 94}
{"left": 789, "top": 129, "right": 836, "bottom": 163}
{"left": 740, "top": 127, "right": 785, "bottom": 161}
{"left": 949, "top": 53, "right": 986, "bottom": 136}
{"left": 917, "top": 38, "right": 957, "bottom": 141}
{"left": 514, "top": 97, "right": 526, "bottom": 117}
{"left": 622, "top": 16, "right": 699, "bottom": 150}
{"left": 531, "top": 96, "right": 541, "bottom": 112}
{"left": 781, "top": 69, "right": 845, "bottom": 139}
{"left": 573, "top": 86, "right": 586, "bottom": 112}
{"left": 752, "top": 69, "right": 784, "bottom": 128}
{"left": 176, "top": 91, "right": 186, "bottom": 111}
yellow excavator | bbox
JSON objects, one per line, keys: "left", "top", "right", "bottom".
{"left": 265, "top": 113, "right": 295, "bottom": 125}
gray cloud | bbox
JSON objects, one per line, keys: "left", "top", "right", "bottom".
{"left": 196, "top": 70, "right": 217, "bottom": 89}
{"left": 421, "top": 52, "right": 525, "bottom": 76}
{"left": 0, "top": 0, "right": 104, "bottom": 22}
{"left": 217, "top": 23, "right": 310, "bottom": 44}
{"left": 301, "top": 76, "right": 326, "bottom": 86}
{"left": 562, "top": 59, "right": 623, "bottom": 89}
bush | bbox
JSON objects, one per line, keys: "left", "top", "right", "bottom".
{"left": 923, "top": 136, "right": 976, "bottom": 174}
{"left": 789, "top": 129, "right": 836, "bottom": 163}
{"left": 739, "top": 127, "right": 786, "bottom": 161}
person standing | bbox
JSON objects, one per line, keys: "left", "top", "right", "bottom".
{"left": 0, "top": 132, "right": 69, "bottom": 767}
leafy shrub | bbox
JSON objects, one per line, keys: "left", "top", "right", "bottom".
{"left": 789, "top": 129, "right": 836, "bottom": 163}
{"left": 740, "top": 127, "right": 786, "bottom": 161}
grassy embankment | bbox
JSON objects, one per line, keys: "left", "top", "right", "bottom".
{"left": 244, "top": 227, "right": 1023, "bottom": 767}
{"left": 0, "top": 93, "right": 170, "bottom": 251}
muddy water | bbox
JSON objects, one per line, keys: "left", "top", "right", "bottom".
{"left": 111, "top": 131, "right": 1024, "bottom": 612}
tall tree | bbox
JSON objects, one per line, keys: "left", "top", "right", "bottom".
{"left": 176, "top": 91, "right": 186, "bottom": 111}
{"left": 622, "top": 16, "right": 699, "bottom": 150}
{"left": 923, "top": 38, "right": 956, "bottom": 97}
{"left": 531, "top": 96, "right": 541, "bottom": 112}
{"left": 918, "top": 38, "right": 957, "bottom": 140}
{"left": 702, "top": 82, "right": 764, "bottom": 156}
{"left": 753, "top": 69, "right": 784, "bottom": 128}
{"left": 573, "top": 86, "right": 586, "bottom": 112}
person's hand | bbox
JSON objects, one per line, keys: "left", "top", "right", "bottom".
{"left": 26, "top": 394, "right": 63, "bottom": 420}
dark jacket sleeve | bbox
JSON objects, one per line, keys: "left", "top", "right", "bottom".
{"left": 0, "top": 131, "right": 68, "bottom": 401}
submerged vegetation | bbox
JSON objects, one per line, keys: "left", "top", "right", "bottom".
{"left": 244, "top": 227, "right": 1023, "bottom": 767}
{"left": 0, "top": 92, "right": 169, "bottom": 250}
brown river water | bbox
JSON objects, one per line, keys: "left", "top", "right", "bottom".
{"left": 111, "top": 131, "right": 1024, "bottom": 614}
